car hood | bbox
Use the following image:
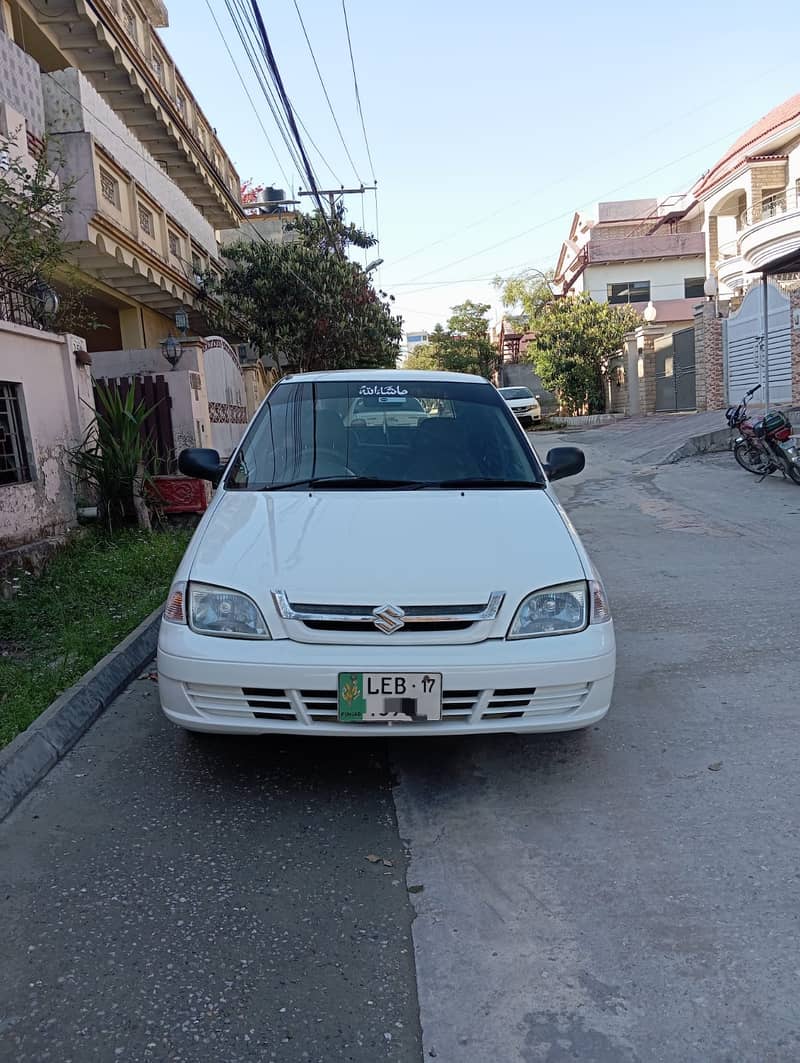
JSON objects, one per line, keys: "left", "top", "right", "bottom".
{"left": 189, "top": 489, "right": 585, "bottom": 613}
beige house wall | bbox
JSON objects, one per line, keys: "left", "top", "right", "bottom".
{"left": 0, "top": 322, "right": 93, "bottom": 551}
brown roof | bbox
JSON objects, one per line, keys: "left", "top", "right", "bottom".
{"left": 693, "top": 94, "right": 800, "bottom": 198}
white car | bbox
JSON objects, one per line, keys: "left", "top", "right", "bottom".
{"left": 158, "top": 370, "right": 614, "bottom": 737}
{"left": 498, "top": 386, "right": 542, "bottom": 427}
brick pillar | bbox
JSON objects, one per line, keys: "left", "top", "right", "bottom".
{"left": 791, "top": 289, "right": 800, "bottom": 405}
{"left": 694, "top": 302, "right": 725, "bottom": 410}
{"left": 636, "top": 325, "right": 663, "bottom": 414}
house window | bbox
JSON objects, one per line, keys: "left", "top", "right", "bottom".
{"left": 607, "top": 281, "right": 650, "bottom": 304}
{"left": 0, "top": 382, "right": 31, "bottom": 486}
{"left": 122, "top": 3, "right": 137, "bottom": 43}
{"left": 150, "top": 51, "right": 164, "bottom": 86}
{"left": 684, "top": 277, "right": 706, "bottom": 299}
{"left": 168, "top": 231, "right": 181, "bottom": 258}
{"left": 99, "top": 167, "right": 120, "bottom": 208}
{"left": 138, "top": 203, "right": 154, "bottom": 237}
{"left": 191, "top": 251, "right": 202, "bottom": 272}
{"left": 176, "top": 91, "right": 186, "bottom": 119}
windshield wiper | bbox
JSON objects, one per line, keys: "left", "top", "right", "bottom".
{"left": 262, "top": 476, "right": 429, "bottom": 491}
{"left": 422, "top": 477, "right": 546, "bottom": 489}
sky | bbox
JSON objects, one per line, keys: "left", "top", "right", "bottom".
{"left": 159, "top": 0, "right": 800, "bottom": 340}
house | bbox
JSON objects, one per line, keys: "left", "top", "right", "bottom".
{"left": 0, "top": 0, "right": 249, "bottom": 555}
{"left": 551, "top": 196, "right": 708, "bottom": 414}
{"left": 552, "top": 197, "right": 706, "bottom": 327}
{"left": 692, "top": 94, "right": 800, "bottom": 409}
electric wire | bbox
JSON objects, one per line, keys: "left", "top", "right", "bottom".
{"left": 291, "top": 0, "right": 363, "bottom": 184}
{"left": 341, "top": 0, "right": 376, "bottom": 183}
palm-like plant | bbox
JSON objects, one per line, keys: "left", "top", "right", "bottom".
{"left": 70, "top": 383, "right": 160, "bottom": 530}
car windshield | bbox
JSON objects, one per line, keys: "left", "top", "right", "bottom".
{"left": 500, "top": 387, "right": 534, "bottom": 400}
{"left": 226, "top": 378, "right": 544, "bottom": 489}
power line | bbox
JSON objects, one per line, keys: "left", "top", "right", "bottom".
{"left": 291, "top": 0, "right": 363, "bottom": 184}
{"left": 341, "top": 0, "right": 376, "bottom": 183}
{"left": 293, "top": 110, "right": 344, "bottom": 186}
{"left": 387, "top": 57, "right": 795, "bottom": 273}
{"left": 247, "top": 0, "right": 330, "bottom": 221}
{"left": 401, "top": 118, "right": 759, "bottom": 286}
{"left": 224, "top": 0, "right": 341, "bottom": 194}
{"left": 203, "top": 0, "right": 291, "bottom": 188}
{"left": 224, "top": 0, "right": 310, "bottom": 185}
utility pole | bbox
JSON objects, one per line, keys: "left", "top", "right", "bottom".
{"left": 297, "top": 185, "right": 376, "bottom": 252}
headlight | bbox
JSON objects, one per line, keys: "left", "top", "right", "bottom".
{"left": 188, "top": 582, "right": 271, "bottom": 639}
{"left": 508, "top": 581, "right": 588, "bottom": 638}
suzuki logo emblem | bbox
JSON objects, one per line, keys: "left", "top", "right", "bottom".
{"left": 372, "top": 604, "right": 406, "bottom": 634}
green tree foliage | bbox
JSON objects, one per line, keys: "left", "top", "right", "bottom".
{"left": 0, "top": 133, "right": 97, "bottom": 335}
{"left": 403, "top": 342, "right": 439, "bottom": 371}
{"left": 528, "top": 294, "right": 639, "bottom": 414}
{"left": 214, "top": 206, "right": 401, "bottom": 373}
{"left": 405, "top": 301, "right": 496, "bottom": 378}
{"left": 493, "top": 270, "right": 555, "bottom": 332}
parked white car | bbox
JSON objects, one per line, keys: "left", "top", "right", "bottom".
{"left": 158, "top": 371, "right": 614, "bottom": 737}
{"left": 498, "top": 385, "right": 542, "bottom": 427}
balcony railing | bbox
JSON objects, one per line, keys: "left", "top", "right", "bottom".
{"left": 738, "top": 187, "right": 800, "bottom": 229}
{"left": 0, "top": 277, "right": 51, "bottom": 331}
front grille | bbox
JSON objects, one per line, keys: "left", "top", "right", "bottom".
{"left": 184, "top": 682, "right": 591, "bottom": 726}
{"left": 301, "top": 620, "right": 474, "bottom": 633}
{"left": 271, "top": 590, "right": 505, "bottom": 639}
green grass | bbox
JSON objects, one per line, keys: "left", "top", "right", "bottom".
{"left": 0, "top": 527, "right": 191, "bottom": 748}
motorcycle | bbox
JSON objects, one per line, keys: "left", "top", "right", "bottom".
{"left": 725, "top": 384, "right": 800, "bottom": 484}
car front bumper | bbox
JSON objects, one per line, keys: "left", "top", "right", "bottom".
{"left": 158, "top": 622, "right": 615, "bottom": 736}
{"left": 511, "top": 406, "right": 541, "bottom": 423}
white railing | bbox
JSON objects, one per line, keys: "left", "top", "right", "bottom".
{"left": 738, "top": 187, "right": 800, "bottom": 229}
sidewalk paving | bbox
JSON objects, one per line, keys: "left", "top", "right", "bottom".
{"left": 555, "top": 407, "right": 799, "bottom": 466}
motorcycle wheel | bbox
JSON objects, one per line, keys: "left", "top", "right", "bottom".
{"left": 787, "top": 462, "right": 800, "bottom": 485}
{"left": 734, "top": 440, "right": 772, "bottom": 475}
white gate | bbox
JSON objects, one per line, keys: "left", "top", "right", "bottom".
{"left": 723, "top": 283, "right": 791, "bottom": 404}
{"left": 202, "top": 336, "right": 248, "bottom": 458}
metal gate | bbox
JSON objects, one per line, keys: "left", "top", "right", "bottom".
{"left": 723, "top": 283, "right": 791, "bottom": 404}
{"left": 202, "top": 335, "right": 248, "bottom": 459}
{"left": 94, "top": 374, "right": 175, "bottom": 473}
{"left": 655, "top": 327, "right": 696, "bottom": 411}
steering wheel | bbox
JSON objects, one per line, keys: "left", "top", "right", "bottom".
{"left": 307, "top": 447, "right": 357, "bottom": 477}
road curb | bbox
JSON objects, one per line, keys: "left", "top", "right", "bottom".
{"left": 661, "top": 411, "right": 800, "bottom": 465}
{"left": 0, "top": 604, "right": 163, "bottom": 823}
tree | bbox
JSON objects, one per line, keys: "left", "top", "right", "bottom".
{"left": 527, "top": 294, "right": 639, "bottom": 414}
{"left": 404, "top": 342, "right": 439, "bottom": 371}
{"left": 0, "top": 133, "right": 97, "bottom": 335}
{"left": 213, "top": 207, "right": 401, "bottom": 373}
{"left": 406, "top": 301, "right": 496, "bottom": 378}
{"left": 493, "top": 270, "right": 555, "bottom": 332}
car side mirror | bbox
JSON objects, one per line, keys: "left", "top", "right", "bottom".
{"left": 178, "top": 447, "right": 225, "bottom": 486}
{"left": 544, "top": 446, "right": 585, "bottom": 482}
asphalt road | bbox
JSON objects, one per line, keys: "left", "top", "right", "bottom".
{"left": 3, "top": 428, "right": 800, "bottom": 1062}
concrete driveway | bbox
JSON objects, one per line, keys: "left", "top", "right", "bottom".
{"left": 2, "top": 427, "right": 799, "bottom": 1062}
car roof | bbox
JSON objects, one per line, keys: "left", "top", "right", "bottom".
{"left": 278, "top": 369, "right": 490, "bottom": 385}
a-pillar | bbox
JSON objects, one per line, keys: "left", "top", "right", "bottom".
{"left": 693, "top": 301, "right": 725, "bottom": 410}
{"left": 636, "top": 325, "right": 664, "bottom": 414}
{"left": 790, "top": 289, "right": 800, "bottom": 405}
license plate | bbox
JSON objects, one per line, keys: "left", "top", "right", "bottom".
{"left": 338, "top": 673, "right": 442, "bottom": 722}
